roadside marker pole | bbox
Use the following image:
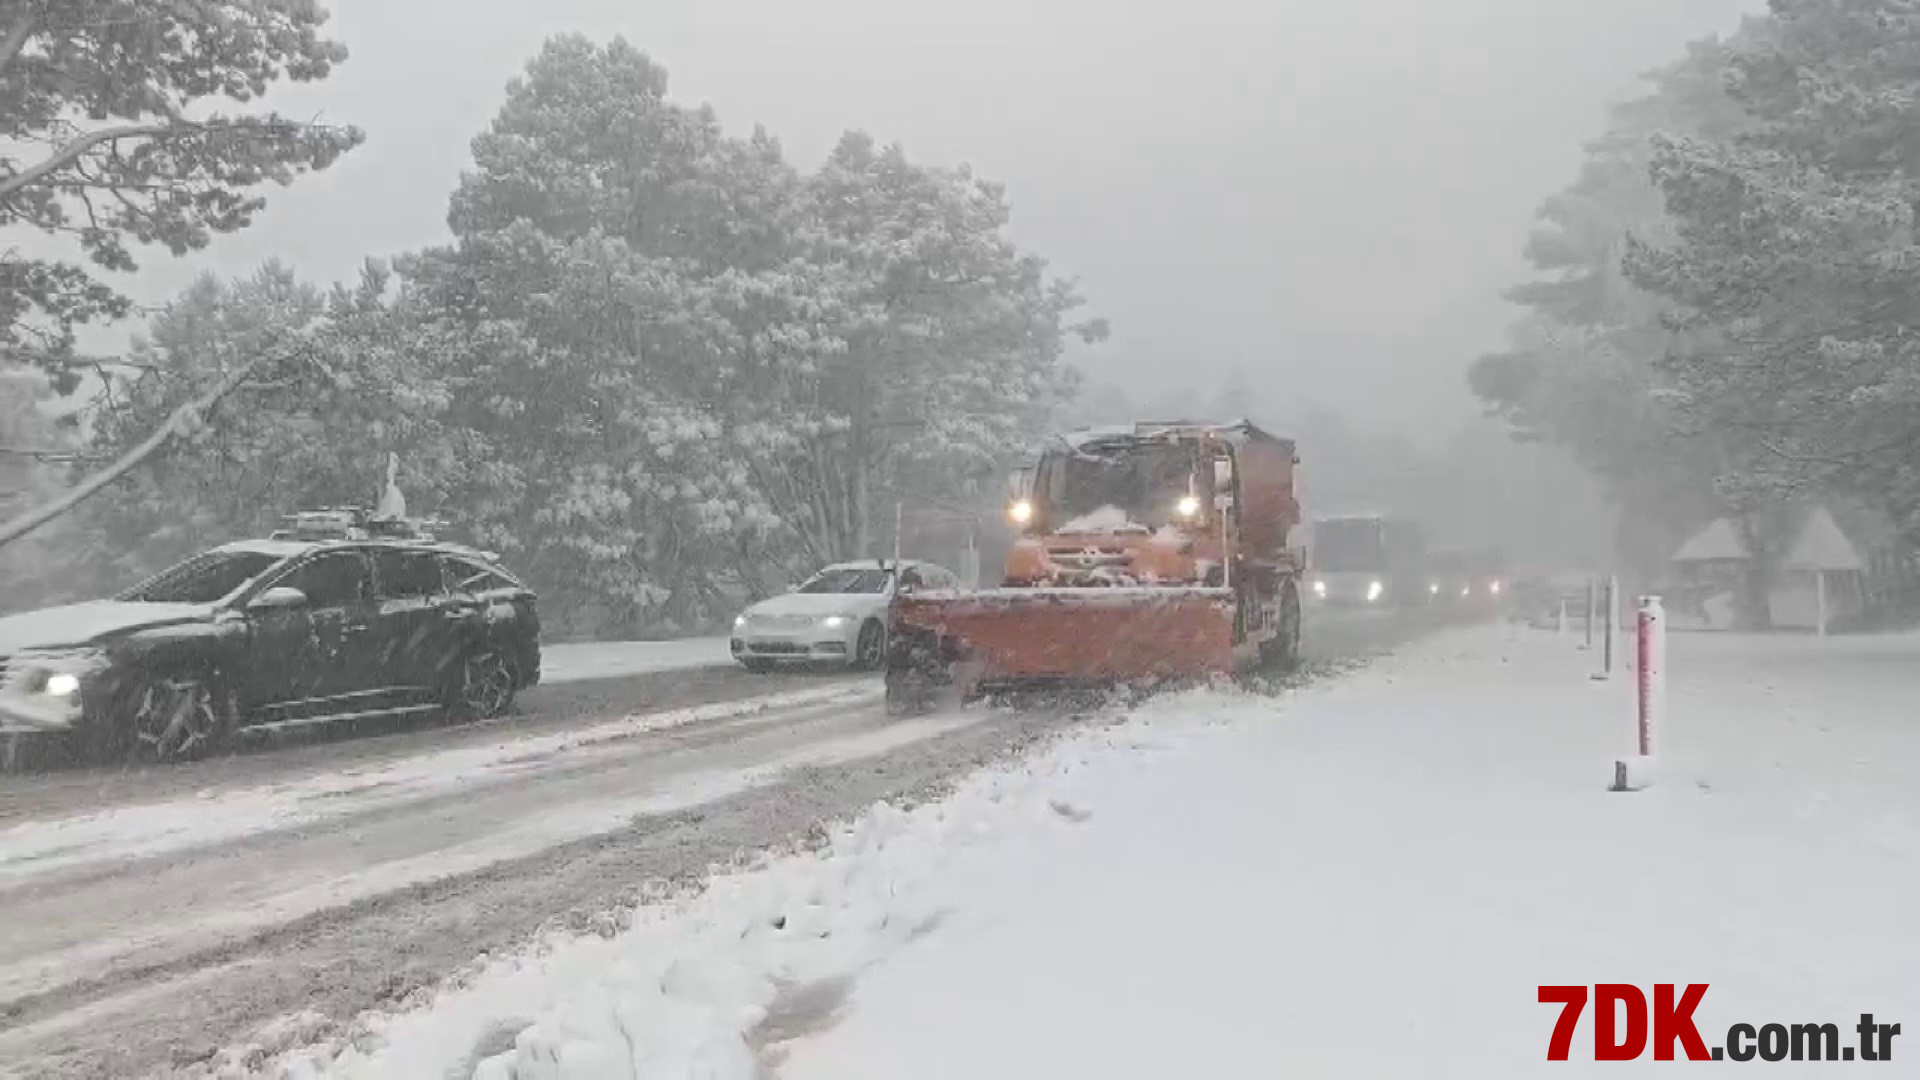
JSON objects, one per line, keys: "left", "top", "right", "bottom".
{"left": 1594, "top": 575, "right": 1617, "bottom": 680}
{"left": 1558, "top": 598, "right": 1568, "bottom": 638}
{"left": 1582, "top": 578, "right": 1597, "bottom": 650}
{"left": 1611, "top": 595, "right": 1664, "bottom": 792}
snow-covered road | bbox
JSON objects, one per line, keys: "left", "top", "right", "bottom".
{"left": 0, "top": 606, "right": 1450, "bottom": 1079}
{"left": 207, "top": 621, "right": 1920, "bottom": 1080}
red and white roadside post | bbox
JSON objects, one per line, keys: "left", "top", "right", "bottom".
{"left": 1611, "top": 595, "right": 1665, "bottom": 792}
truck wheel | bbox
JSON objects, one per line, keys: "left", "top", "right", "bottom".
{"left": 884, "top": 627, "right": 946, "bottom": 717}
{"left": 1259, "top": 584, "right": 1303, "bottom": 674}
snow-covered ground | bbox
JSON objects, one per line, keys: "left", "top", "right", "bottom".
{"left": 540, "top": 638, "right": 735, "bottom": 683}
{"left": 223, "top": 624, "right": 1920, "bottom": 1078}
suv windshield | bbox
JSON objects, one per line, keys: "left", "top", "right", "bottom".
{"left": 117, "top": 551, "right": 282, "bottom": 604}
{"left": 798, "top": 568, "right": 891, "bottom": 594}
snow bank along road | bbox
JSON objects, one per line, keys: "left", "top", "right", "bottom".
{"left": 213, "top": 621, "right": 1920, "bottom": 1080}
{"left": 0, "top": 607, "right": 1443, "bottom": 1078}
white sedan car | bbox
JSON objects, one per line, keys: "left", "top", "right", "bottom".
{"left": 731, "top": 560, "right": 960, "bottom": 672}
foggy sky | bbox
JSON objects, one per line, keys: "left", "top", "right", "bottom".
{"left": 91, "top": 0, "right": 1759, "bottom": 435}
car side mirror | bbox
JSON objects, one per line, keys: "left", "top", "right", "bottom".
{"left": 249, "top": 586, "right": 309, "bottom": 611}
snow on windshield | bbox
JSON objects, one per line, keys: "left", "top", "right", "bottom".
{"left": 797, "top": 567, "right": 890, "bottom": 594}
{"left": 116, "top": 551, "right": 282, "bottom": 604}
{"left": 1060, "top": 505, "right": 1141, "bottom": 534}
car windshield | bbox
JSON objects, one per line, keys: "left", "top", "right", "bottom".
{"left": 116, "top": 551, "right": 283, "bottom": 604}
{"left": 797, "top": 568, "right": 891, "bottom": 594}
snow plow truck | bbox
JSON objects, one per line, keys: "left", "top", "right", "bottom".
{"left": 885, "top": 420, "right": 1305, "bottom": 715}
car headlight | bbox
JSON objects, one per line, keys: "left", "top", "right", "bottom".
{"left": 1312, "top": 579, "right": 1327, "bottom": 597}
{"left": 821, "top": 615, "right": 848, "bottom": 629}
{"left": 1366, "top": 580, "right": 1384, "bottom": 602}
{"left": 733, "top": 614, "right": 749, "bottom": 629}
{"left": 1429, "top": 582, "right": 1440, "bottom": 595}
{"left": 1008, "top": 499, "right": 1034, "bottom": 525}
{"left": 44, "top": 673, "right": 81, "bottom": 697}
{"left": 1176, "top": 495, "right": 1201, "bottom": 518}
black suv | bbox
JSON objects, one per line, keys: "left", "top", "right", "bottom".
{"left": 0, "top": 509, "right": 541, "bottom": 762}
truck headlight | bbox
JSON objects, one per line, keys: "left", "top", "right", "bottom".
{"left": 1366, "top": 580, "right": 1384, "bottom": 602}
{"left": 1008, "top": 499, "right": 1034, "bottom": 525}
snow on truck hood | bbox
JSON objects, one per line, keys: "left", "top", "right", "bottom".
{"left": 0, "top": 600, "right": 214, "bottom": 654}
{"left": 745, "top": 592, "right": 886, "bottom": 619}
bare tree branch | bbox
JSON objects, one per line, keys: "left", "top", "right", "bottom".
{"left": 0, "top": 123, "right": 178, "bottom": 201}
{"left": 0, "top": 7, "right": 34, "bottom": 77}
{"left": 0, "top": 357, "right": 273, "bottom": 548}
{"left": 0, "top": 445, "right": 105, "bottom": 463}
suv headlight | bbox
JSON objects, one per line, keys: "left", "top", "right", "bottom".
{"left": 821, "top": 615, "right": 848, "bottom": 629}
{"left": 19, "top": 649, "right": 107, "bottom": 697}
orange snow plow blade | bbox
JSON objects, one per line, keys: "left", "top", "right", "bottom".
{"left": 884, "top": 588, "right": 1237, "bottom": 713}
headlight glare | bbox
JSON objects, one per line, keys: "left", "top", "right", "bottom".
{"left": 822, "top": 615, "right": 848, "bottom": 629}
{"left": 45, "top": 673, "right": 80, "bottom": 697}
{"left": 1366, "top": 580, "right": 1384, "bottom": 602}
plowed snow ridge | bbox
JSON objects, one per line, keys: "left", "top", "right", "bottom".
{"left": 0, "top": 684, "right": 876, "bottom": 882}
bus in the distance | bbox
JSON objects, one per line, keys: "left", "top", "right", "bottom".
{"left": 1306, "top": 514, "right": 1428, "bottom": 608}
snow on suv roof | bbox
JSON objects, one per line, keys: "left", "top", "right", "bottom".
{"left": 212, "top": 536, "right": 508, "bottom": 564}
{"left": 213, "top": 538, "right": 321, "bottom": 559}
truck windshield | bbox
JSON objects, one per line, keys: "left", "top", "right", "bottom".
{"left": 1045, "top": 442, "right": 1194, "bottom": 529}
{"left": 117, "top": 551, "right": 283, "bottom": 604}
{"left": 1313, "top": 520, "right": 1389, "bottom": 572}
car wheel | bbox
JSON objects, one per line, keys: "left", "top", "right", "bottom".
{"left": 120, "top": 670, "right": 232, "bottom": 764}
{"left": 445, "top": 650, "right": 517, "bottom": 723}
{"left": 854, "top": 620, "right": 886, "bottom": 672}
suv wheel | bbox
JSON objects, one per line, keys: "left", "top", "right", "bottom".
{"left": 445, "top": 650, "right": 517, "bottom": 723}
{"left": 121, "top": 671, "right": 232, "bottom": 764}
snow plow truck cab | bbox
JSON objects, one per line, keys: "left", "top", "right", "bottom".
{"left": 885, "top": 420, "right": 1305, "bottom": 715}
